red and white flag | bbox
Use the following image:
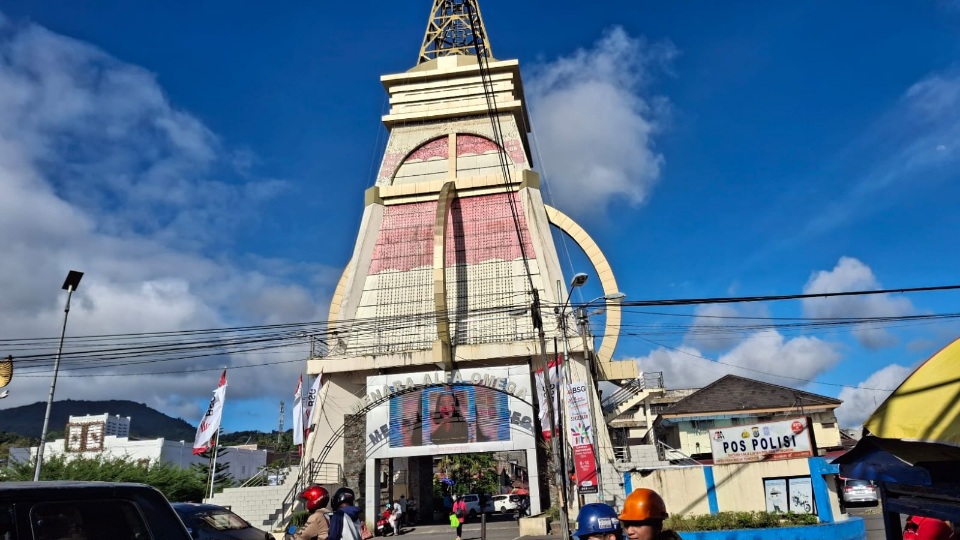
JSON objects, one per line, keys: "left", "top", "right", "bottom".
{"left": 193, "top": 370, "right": 227, "bottom": 455}
{"left": 302, "top": 370, "right": 325, "bottom": 439}
{"left": 292, "top": 375, "right": 304, "bottom": 446}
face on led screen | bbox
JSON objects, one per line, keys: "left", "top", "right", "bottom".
{"left": 389, "top": 385, "right": 509, "bottom": 447}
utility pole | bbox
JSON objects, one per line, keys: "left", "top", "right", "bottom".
{"left": 278, "top": 401, "right": 285, "bottom": 446}
{"left": 531, "top": 292, "right": 570, "bottom": 540}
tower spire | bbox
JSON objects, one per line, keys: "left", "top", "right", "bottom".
{"left": 418, "top": 0, "right": 493, "bottom": 65}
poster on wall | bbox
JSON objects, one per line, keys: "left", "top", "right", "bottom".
{"left": 763, "top": 478, "right": 788, "bottom": 513}
{"left": 788, "top": 477, "right": 814, "bottom": 514}
{"left": 708, "top": 417, "right": 814, "bottom": 465}
{"left": 366, "top": 366, "right": 536, "bottom": 458}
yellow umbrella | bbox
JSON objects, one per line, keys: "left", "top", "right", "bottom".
{"left": 864, "top": 337, "right": 960, "bottom": 446}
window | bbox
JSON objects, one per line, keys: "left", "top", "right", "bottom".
{"left": 822, "top": 423, "right": 835, "bottom": 428}
{"left": 30, "top": 499, "right": 151, "bottom": 540}
{"left": 0, "top": 503, "right": 14, "bottom": 540}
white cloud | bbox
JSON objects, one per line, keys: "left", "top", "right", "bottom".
{"left": 630, "top": 329, "right": 841, "bottom": 390}
{"left": 835, "top": 364, "right": 913, "bottom": 429}
{"left": 527, "top": 27, "right": 675, "bottom": 216}
{"left": 0, "top": 13, "right": 333, "bottom": 424}
{"left": 684, "top": 303, "right": 772, "bottom": 353}
{"left": 802, "top": 257, "right": 913, "bottom": 349}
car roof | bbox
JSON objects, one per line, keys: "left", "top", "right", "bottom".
{"left": 171, "top": 502, "right": 231, "bottom": 515}
{"left": 0, "top": 481, "right": 151, "bottom": 490}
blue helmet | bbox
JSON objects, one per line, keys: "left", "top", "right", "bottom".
{"left": 574, "top": 503, "right": 621, "bottom": 538}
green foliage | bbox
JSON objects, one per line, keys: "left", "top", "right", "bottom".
{"left": 3, "top": 454, "right": 206, "bottom": 501}
{"left": 191, "top": 444, "right": 235, "bottom": 495}
{"left": 666, "top": 511, "right": 819, "bottom": 531}
{"left": 432, "top": 453, "right": 501, "bottom": 499}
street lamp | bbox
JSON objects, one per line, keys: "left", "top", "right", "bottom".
{"left": 34, "top": 270, "right": 83, "bottom": 481}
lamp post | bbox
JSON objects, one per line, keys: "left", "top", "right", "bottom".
{"left": 34, "top": 270, "right": 83, "bottom": 481}
{"left": 555, "top": 274, "right": 590, "bottom": 506}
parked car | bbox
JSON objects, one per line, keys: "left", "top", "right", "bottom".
{"left": 491, "top": 494, "right": 528, "bottom": 514}
{"left": 460, "top": 494, "right": 494, "bottom": 518}
{"left": 172, "top": 502, "right": 273, "bottom": 540}
{"left": 841, "top": 478, "right": 879, "bottom": 504}
{"left": 492, "top": 494, "right": 518, "bottom": 513}
{"left": 0, "top": 481, "right": 192, "bottom": 540}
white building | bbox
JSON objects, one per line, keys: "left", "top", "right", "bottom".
{"left": 11, "top": 413, "right": 266, "bottom": 481}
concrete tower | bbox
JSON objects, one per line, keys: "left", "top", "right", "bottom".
{"left": 305, "top": 0, "right": 636, "bottom": 520}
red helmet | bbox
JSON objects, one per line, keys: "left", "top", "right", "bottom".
{"left": 299, "top": 486, "right": 330, "bottom": 512}
{"left": 904, "top": 516, "right": 955, "bottom": 540}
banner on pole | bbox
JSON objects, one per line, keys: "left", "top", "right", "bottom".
{"left": 574, "top": 444, "right": 599, "bottom": 493}
{"left": 292, "top": 375, "right": 304, "bottom": 446}
{"left": 302, "top": 370, "right": 325, "bottom": 438}
{"left": 193, "top": 370, "right": 227, "bottom": 455}
{"left": 533, "top": 356, "right": 562, "bottom": 440}
{"left": 566, "top": 381, "right": 598, "bottom": 493}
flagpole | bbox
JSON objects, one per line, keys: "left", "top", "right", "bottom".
{"left": 208, "top": 428, "right": 219, "bottom": 499}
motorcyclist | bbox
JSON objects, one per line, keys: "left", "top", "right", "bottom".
{"left": 903, "top": 516, "right": 956, "bottom": 540}
{"left": 328, "top": 487, "right": 365, "bottom": 540}
{"left": 618, "top": 488, "right": 681, "bottom": 540}
{"left": 294, "top": 485, "right": 330, "bottom": 540}
{"left": 574, "top": 503, "right": 622, "bottom": 540}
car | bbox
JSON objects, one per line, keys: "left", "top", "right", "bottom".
{"left": 492, "top": 494, "right": 518, "bottom": 513}
{"left": 460, "top": 494, "right": 494, "bottom": 518}
{"left": 841, "top": 478, "right": 879, "bottom": 504}
{"left": 172, "top": 502, "right": 273, "bottom": 540}
{"left": 0, "top": 481, "right": 192, "bottom": 540}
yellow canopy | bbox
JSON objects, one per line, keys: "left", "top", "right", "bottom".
{"left": 864, "top": 337, "right": 960, "bottom": 446}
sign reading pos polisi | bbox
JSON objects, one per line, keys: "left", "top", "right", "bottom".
{"left": 709, "top": 417, "right": 815, "bottom": 465}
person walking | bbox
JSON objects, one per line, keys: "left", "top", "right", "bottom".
{"left": 398, "top": 495, "right": 408, "bottom": 526}
{"left": 328, "top": 487, "right": 365, "bottom": 540}
{"left": 618, "top": 488, "right": 681, "bottom": 540}
{"left": 294, "top": 486, "right": 330, "bottom": 540}
{"left": 451, "top": 494, "right": 467, "bottom": 540}
{"left": 574, "top": 503, "right": 623, "bottom": 540}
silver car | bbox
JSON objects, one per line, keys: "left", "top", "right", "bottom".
{"left": 842, "top": 478, "right": 879, "bottom": 504}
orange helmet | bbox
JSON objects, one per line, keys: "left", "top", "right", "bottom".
{"left": 619, "top": 488, "right": 668, "bottom": 521}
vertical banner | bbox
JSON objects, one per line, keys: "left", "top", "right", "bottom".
{"left": 533, "top": 356, "right": 562, "bottom": 440}
{"left": 567, "top": 381, "right": 598, "bottom": 493}
{"left": 193, "top": 370, "right": 227, "bottom": 455}
{"left": 292, "top": 375, "right": 304, "bottom": 446}
{"left": 302, "top": 370, "right": 324, "bottom": 437}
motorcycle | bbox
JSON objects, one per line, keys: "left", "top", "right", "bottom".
{"left": 375, "top": 510, "right": 394, "bottom": 537}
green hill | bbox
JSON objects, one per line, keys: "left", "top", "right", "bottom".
{"left": 0, "top": 400, "right": 197, "bottom": 441}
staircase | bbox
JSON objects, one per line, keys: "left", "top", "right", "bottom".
{"left": 601, "top": 373, "right": 665, "bottom": 423}
{"left": 207, "top": 461, "right": 343, "bottom": 531}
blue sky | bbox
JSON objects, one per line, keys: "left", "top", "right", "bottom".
{"left": 1, "top": 1, "right": 960, "bottom": 433}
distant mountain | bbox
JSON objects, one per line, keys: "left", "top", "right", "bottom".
{"left": 0, "top": 400, "right": 197, "bottom": 441}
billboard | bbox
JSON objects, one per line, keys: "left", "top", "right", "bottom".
{"left": 709, "top": 417, "right": 814, "bottom": 465}
{"left": 366, "top": 366, "right": 536, "bottom": 458}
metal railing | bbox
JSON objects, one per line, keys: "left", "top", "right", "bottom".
{"left": 269, "top": 458, "right": 344, "bottom": 530}
{"left": 601, "top": 371, "right": 663, "bottom": 413}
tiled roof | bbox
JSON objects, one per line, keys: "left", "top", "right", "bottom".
{"left": 661, "top": 374, "right": 841, "bottom": 417}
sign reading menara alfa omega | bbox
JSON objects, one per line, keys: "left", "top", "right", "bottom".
{"left": 709, "top": 417, "right": 814, "bottom": 465}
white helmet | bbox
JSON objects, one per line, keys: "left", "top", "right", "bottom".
{"left": 452, "top": 494, "right": 458, "bottom": 501}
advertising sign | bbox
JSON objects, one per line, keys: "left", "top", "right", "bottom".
{"left": 708, "top": 417, "right": 814, "bottom": 465}
{"left": 366, "top": 366, "right": 536, "bottom": 458}
{"left": 534, "top": 356, "right": 562, "bottom": 440}
{"left": 763, "top": 478, "right": 787, "bottom": 513}
{"left": 788, "top": 477, "right": 814, "bottom": 514}
{"left": 566, "top": 381, "right": 598, "bottom": 493}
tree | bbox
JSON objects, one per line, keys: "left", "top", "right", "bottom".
{"left": 433, "top": 453, "right": 500, "bottom": 499}
{"left": 191, "top": 444, "right": 234, "bottom": 495}
{"left": 3, "top": 454, "right": 206, "bottom": 501}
